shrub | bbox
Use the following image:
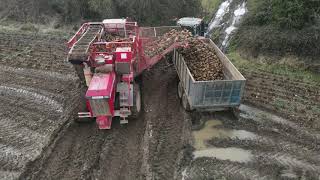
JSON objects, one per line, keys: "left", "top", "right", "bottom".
{"left": 246, "top": 0, "right": 320, "bottom": 29}
{"left": 234, "top": 25, "right": 320, "bottom": 58}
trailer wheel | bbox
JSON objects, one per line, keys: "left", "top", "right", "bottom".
{"left": 182, "top": 92, "right": 191, "bottom": 111}
{"left": 177, "top": 81, "right": 183, "bottom": 99}
{"left": 130, "top": 83, "right": 142, "bottom": 118}
{"left": 232, "top": 106, "right": 240, "bottom": 119}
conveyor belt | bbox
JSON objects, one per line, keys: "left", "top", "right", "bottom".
{"left": 68, "top": 24, "right": 103, "bottom": 62}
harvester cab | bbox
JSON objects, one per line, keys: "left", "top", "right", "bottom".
{"left": 177, "top": 17, "right": 207, "bottom": 37}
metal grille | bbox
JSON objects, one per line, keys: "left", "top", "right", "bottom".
{"left": 139, "top": 26, "right": 181, "bottom": 38}
{"left": 90, "top": 99, "right": 111, "bottom": 116}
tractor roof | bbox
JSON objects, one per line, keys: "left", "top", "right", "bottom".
{"left": 177, "top": 17, "right": 202, "bottom": 27}
{"left": 102, "top": 19, "right": 127, "bottom": 24}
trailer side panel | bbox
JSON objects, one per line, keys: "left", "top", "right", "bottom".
{"left": 173, "top": 39, "right": 246, "bottom": 111}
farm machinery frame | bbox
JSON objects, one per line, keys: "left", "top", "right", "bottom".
{"left": 67, "top": 18, "right": 245, "bottom": 130}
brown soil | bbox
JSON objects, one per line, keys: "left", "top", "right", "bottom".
{"left": 2, "top": 30, "right": 320, "bottom": 180}
{"left": 0, "top": 31, "right": 80, "bottom": 179}
{"left": 242, "top": 70, "right": 320, "bottom": 129}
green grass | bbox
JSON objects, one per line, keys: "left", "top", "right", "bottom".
{"left": 0, "top": 20, "right": 73, "bottom": 38}
{"left": 201, "top": 0, "right": 223, "bottom": 21}
{"left": 227, "top": 51, "right": 320, "bottom": 85}
{"left": 246, "top": 0, "right": 260, "bottom": 12}
{"left": 202, "top": 0, "right": 258, "bottom": 14}
{"left": 201, "top": 0, "right": 222, "bottom": 12}
{"left": 312, "top": 106, "right": 320, "bottom": 114}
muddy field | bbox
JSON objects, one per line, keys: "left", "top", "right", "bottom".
{"left": 180, "top": 70, "right": 320, "bottom": 179}
{"left": 0, "top": 30, "right": 320, "bottom": 180}
{"left": 0, "top": 31, "right": 80, "bottom": 179}
{"left": 0, "top": 30, "right": 190, "bottom": 180}
{"left": 20, "top": 60, "right": 189, "bottom": 180}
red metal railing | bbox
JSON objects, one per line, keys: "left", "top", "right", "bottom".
{"left": 67, "top": 22, "right": 104, "bottom": 49}
{"left": 67, "top": 23, "right": 90, "bottom": 49}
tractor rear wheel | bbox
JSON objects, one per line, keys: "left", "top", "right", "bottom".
{"left": 130, "top": 83, "right": 142, "bottom": 118}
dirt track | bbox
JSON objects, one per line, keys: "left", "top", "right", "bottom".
{"left": 0, "top": 31, "right": 80, "bottom": 179}
{"left": 1, "top": 30, "right": 320, "bottom": 180}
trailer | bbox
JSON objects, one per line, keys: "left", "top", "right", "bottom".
{"left": 173, "top": 38, "right": 246, "bottom": 111}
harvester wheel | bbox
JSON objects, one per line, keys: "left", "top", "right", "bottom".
{"left": 182, "top": 92, "right": 191, "bottom": 111}
{"left": 130, "top": 83, "right": 142, "bottom": 118}
{"left": 75, "top": 95, "right": 94, "bottom": 123}
{"left": 177, "top": 81, "right": 183, "bottom": 99}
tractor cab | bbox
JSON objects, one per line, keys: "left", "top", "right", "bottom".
{"left": 177, "top": 17, "right": 207, "bottom": 37}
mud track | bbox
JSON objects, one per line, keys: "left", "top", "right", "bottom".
{"left": 18, "top": 60, "right": 189, "bottom": 179}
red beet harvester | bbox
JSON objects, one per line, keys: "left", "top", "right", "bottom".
{"left": 67, "top": 19, "right": 185, "bottom": 129}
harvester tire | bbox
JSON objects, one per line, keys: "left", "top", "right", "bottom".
{"left": 75, "top": 90, "right": 94, "bottom": 123}
{"left": 182, "top": 92, "right": 191, "bottom": 111}
{"left": 130, "top": 83, "right": 142, "bottom": 118}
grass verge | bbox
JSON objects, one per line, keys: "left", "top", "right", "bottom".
{"left": 227, "top": 51, "right": 320, "bottom": 85}
{"left": 0, "top": 20, "right": 73, "bottom": 38}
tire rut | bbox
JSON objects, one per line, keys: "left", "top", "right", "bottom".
{"left": 143, "top": 63, "right": 189, "bottom": 180}
{"left": 0, "top": 85, "right": 63, "bottom": 113}
{"left": 185, "top": 159, "right": 272, "bottom": 180}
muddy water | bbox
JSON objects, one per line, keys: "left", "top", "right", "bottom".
{"left": 192, "top": 119, "right": 255, "bottom": 162}
{"left": 194, "top": 147, "right": 253, "bottom": 163}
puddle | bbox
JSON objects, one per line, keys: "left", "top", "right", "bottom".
{"left": 193, "top": 119, "right": 256, "bottom": 150}
{"left": 192, "top": 119, "right": 254, "bottom": 163}
{"left": 193, "top": 147, "right": 253, "bottom": 163}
